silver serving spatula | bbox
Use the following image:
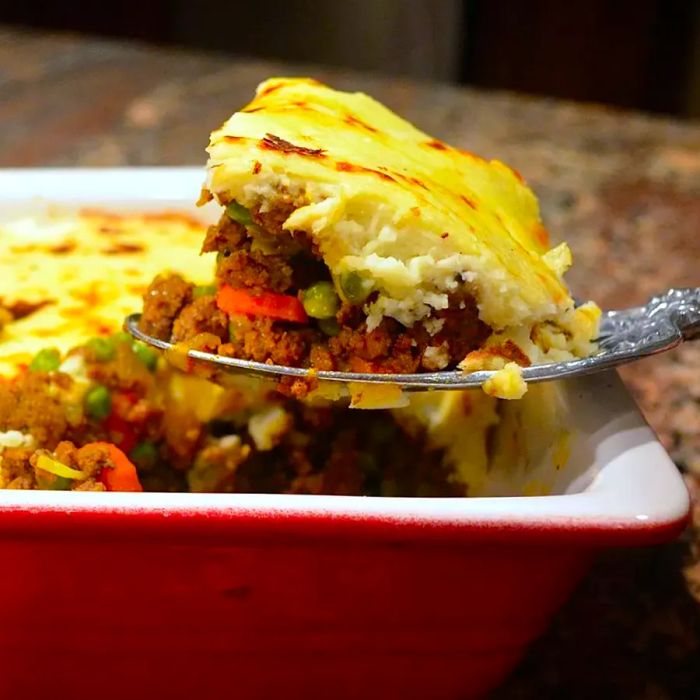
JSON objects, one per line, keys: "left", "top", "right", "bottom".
{"left": 126, "top": 287, "right": 700, "bottom": 391}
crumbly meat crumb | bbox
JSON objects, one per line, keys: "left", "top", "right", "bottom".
{"left": 217, "top": 249, "right": 294, "bottom": 294}
{"left": 173, "top": 296, "right": 229, "bottom": 342}
{"left": 251, "top": 196, "right": 298, "bottom": 236}
{"left": 140, "top": 273, "right": 193, "bottom": 341}
{"left": 0, "top": 446, "right": 35, "bottom": 488}
{"left": 0, "top": 373, "right": 72, "bottom": 447}
{"left": 218, "top": 316, "right": 310, "bottom": 366}
{"left": 201, "top": 216, "right": 246, "bottom": 254}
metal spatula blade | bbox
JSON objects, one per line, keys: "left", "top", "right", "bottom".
{"left": 125, "top": 287, "right": 700, "bottom": 391}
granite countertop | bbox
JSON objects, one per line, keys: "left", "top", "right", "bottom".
{"left": 1, "top": 27, "right": 699, "bottom": 698}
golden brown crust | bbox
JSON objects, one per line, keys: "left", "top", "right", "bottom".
{"left": 259, "top": 133, "right": 326, "bottom": 158}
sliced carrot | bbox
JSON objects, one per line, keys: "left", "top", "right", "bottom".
{"left": 92, "top": 442, "right": 143, "bottom": 492}
{"left": 216, "top": 285, "right": 308, "bottom": 323}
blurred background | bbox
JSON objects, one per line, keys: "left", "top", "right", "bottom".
{"left": 2, "top": 0, "right": 700, "bottom": 118}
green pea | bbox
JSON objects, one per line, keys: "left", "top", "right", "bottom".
{"left": 132, "top": 341, "right": 158, "bottom": 372}
{"left": 193, "top": 284, "right": 217, "bottom": 299}
{"left": 129, "top": 441, "right": 158, "bottom": 470}
{"left": 225, "top": 201, "right": 253, "bottom": 226}
{"left": 301, "top": 281, "right": 340, "bottom": 319}
{"left": 36, "top": 471, "right": 72, "bottom": 491}
{"left": 318, "top": 317, "right": 340, "bottom": 336}
{"left": 340, "top": 271, "right": 373, "bottom": 305}
{"left": 29, "top": 348, "right": 61, "bottom": 373}
{"left": 85, "top": 337, "right": 116, "bottom": 362}
{"left": 84, "top": 384, "right": 112, "bottom": 421}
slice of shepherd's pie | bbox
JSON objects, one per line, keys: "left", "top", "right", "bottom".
{"left": 140, "top": 77, "right": 600, "bottom": 399}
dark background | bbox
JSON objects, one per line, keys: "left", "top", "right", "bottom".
{"left": 2, "top": 0, "right": 700, "bottom": 118}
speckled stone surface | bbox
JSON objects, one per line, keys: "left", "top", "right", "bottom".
{"left": 2, "top": 27, "right": 699, "bottom": 698}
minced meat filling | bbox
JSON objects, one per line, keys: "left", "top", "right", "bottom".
{"left": 218, "top": 248, "right": 295, "bottom": 294}
{"left": 0, "top": 346, "right": 462, "bottom": 496}
{"left": 140, "top": 208, "right": 489, "bottom": 372}
{"left": 218, "top": 315, "right": 311, "bottom": 367}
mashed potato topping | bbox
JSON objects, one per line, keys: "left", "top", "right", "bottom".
{"left": 202, "top": 78, "right": 599, "bottom": 386}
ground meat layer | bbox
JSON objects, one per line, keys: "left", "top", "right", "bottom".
{"left": 140, "top": 211, "right": 490, "bottom": 373}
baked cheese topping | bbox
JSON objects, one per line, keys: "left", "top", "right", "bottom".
{"left": 0, "top": 209, "right": 213, "bottom": 376}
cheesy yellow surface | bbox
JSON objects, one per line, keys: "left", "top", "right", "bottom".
{"left": 0, "top": 209, "right": 213, "bottom": 376}
{"left": 206, "top": 77, "right": 577, "bottom": 334}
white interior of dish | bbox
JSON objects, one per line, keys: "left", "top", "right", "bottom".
{"left": 0, "top": 168, "right": 689, "bottom": 526}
